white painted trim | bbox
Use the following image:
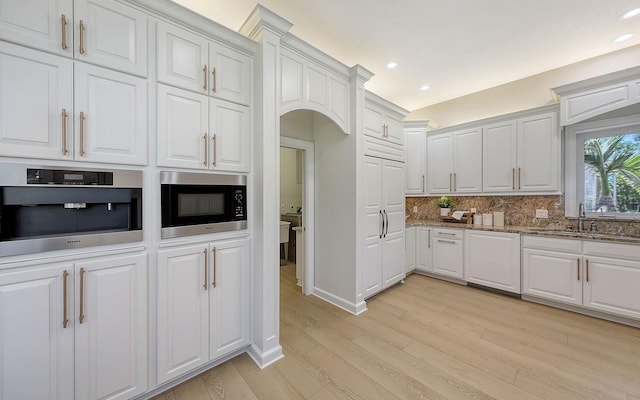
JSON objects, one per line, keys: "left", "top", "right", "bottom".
{"left": 280, "top": 137, "right": 315, "bottom": 295}
{"left": 247, "top": 344, "right": 284, "bottom": 369}
{"left": 313, "top": 287, "right": 362, "bottom": 315}
{"left": 551, "top": 65, "right": 640, "bottom": 96}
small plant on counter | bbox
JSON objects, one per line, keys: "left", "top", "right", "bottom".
{"left": 436, "top": 196, "right": 455, "bottom": 209}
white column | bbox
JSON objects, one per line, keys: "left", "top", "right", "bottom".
{"left": 240, "top": 6, "right": 292, "bottom": 368}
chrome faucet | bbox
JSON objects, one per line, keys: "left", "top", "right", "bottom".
{"left": 590, "top": 221, "right": 598, "bottom": 232}
{"left": 578, "top": 202, "right": 586, "bottom": 231}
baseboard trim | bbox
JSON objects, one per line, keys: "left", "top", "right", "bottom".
{"left": 313, "top": 287, "right": 361, "bottom": 315}
{"left": 247, "top": 343, "right": 284, "bottom": 369}
{"left": 412, "top": 270, "right": 467, "bottom": 286}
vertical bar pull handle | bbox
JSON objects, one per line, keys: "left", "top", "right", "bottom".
{"left": 212, "top": 68, "right": 217, "bottom": 93}
{"left": 212, "top": 247, "right": 217, "bottom": 288}
{"left": 79, "top": 268, "right": 86, "bottom": 324}
{"left": 453, "top": 173, "right": 457, "bottom": 191}
{"left": 422, "top": 174, "right": 425, "bottom": 193}
{"left": 79, "top": 112, "right": 86, "bottom": 157}
{"left": 449, "top": 173, "right": 453, "bottom": 192}
{"left": 518, "top": 167, "right": 521, "bottom": 190}
{"left": 586, "top": 259, "right": 589, "bottom": 282}
{"left": 203, "top": 248, "right": 208, "bottom": 291}
{"left": 61, "top": 15, "right": 68, "bottom": 50}
{"left": 62, "top": 270, "right": 70, "bottom": 328}
{"left": 380, "top": 210, "right": 384, "bottom": 238}
{"left": 203, "top": 65, "right": 207, "bottom": 90}
{"left": 203, "top": 133, "right": 208, "bottom": 166}
{"left": 79, "top": 20, "right": 85, "bottom": 54}
{"left": 428, "top": 229, "right": 431, "bottom": 248}
{"left": 212, "top": 134, "right": 217, "bottom": 167}
{"left": 577, "top": 258, "right": 580, "bottom": 281}
{"left": 512, "top": 168, "right": 515, "bottom": 190}
{"left": 61, "top": 109, "right": 68, "bottom": 155}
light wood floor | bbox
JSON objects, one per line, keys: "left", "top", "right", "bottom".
{"left": 153, "top": 264, "right": 640, "bottom": 400}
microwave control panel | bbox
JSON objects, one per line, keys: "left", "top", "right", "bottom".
{"left": 234, "top": 188, "right": 246, "bottom": 219}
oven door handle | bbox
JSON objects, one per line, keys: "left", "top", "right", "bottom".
{"left": 64, "top": 202, "right": 87, "bottom": 209}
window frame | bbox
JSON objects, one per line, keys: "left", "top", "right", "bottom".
{"left": 565, "top": 114, "right": 640, "bottom": 219}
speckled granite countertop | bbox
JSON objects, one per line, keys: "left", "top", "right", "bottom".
{"left": 405, "top": 219, "right": 640, "bottom": 245}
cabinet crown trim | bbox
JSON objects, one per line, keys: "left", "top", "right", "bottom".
{"left": 281, "top": 35, "right": 351, "bottom": 79}
{"left": 551, "top": 65, "right": 640, "bottom": 97}
{"left": 365, "top": 90, "right": 410, "bottom": 117}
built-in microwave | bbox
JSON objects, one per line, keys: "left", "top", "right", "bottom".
{"left": 160, "top": 171, "right": 247, "bottom": 239}
{"left": 0, "top": 165, "right": 142, "bottom": 257}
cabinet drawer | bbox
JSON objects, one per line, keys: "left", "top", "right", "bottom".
{"left": 522, "top": 235, "right": 582, "bottom": 253}
{"left": 432, "top": 228, "right": 464, "bottom": 240}
{"left": 583, "top": 240, "right": 640, "bottom": 262}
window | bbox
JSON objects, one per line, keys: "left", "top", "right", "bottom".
{"left": 565, "top": 115, "right": 640, "bottom": 218}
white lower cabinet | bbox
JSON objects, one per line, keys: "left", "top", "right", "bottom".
{"left": 156, "top": 237, "right": 250, "bottom": 385}
{"left": 431, "top": 228, "right": 464, "bottom": 279}
{"left": 405, "top": 227, "right": 416, "bottom": 273}
{"left": 415, "top": 226, "right": 432, "bottom": 272}
{"left": 0, "top": 252, "right": 148, "bottom": 400}
{"left": 465, "top": 230, "right": 520, "bottom": 293}
{"left": 523, "top": 236, "right": 640, "bottom": 320}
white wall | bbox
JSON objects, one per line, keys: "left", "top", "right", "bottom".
{"left": 281, "top": 110, "right": 314, "bottom": 141}
{"left": 279, "top": 147, "right": 302, "bottom": 214}
{"left": 408, "top": 44, "right": 640, "bottom": 128}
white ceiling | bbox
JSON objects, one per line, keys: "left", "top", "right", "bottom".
{"left": 174, "top": 0, "right": 640, "bottom": 112}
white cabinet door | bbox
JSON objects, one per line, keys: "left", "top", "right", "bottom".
{"left": 517, "top": 112, "right": 559, "bottom": 192}
{"left": 465, "top": 231, "right": 520, "bottom": 293}
{"left": 415, "top": 227, "right": 432, "bottom": 272}
{"left": 209, "top": 41, "right": 252, "bottom": 106}
{"left": 363, "top": 105, "right": 383, "bottom": 139}
{"left": 0, "top": 0, "right": 73, "bottom": 56}
{"left": 583, "top": 256, "right": 640, "bottom": 319}
{"left": 209, "top": 99, "right": 250, "bottom": 172}
{"left": 210, "top": 238, "right": 250, "bottom": 359}
{"left": 363, "top": 157, "right": 383, "bottom": 298}
{"left": 522, "top": 248, "right": 582, "bottom": 306}
{"left": 74, "top": 0, "right": 147, "bottom": 76}
{"left": 157, "top": 244, "right": 209, "bottom": 384}
{"left": 156, "top": 21, "right": 209, "bottom": 93}
{"left": 453, "top": 127, "right": 482, "bottom": 193}
{"left": 74, "top": 253, "right": 147, "bottom": 400}
{"left": 0, "top": 264, "right": 74, "bottom": 400}
{"left": 385, "top": 115, "right": 404, "bottom": 145}
{"left": 432, "top": 238, "right": 463, "bottom": 279}
{"left": 405, "top": 128, "right": 426, "bottom": 194}
{"left": 74, "top": 63, "right": 147, "bottom": 165}
{"left": 483, "top": 120, "right": 517, "bottom": 192}
{"left": 0, "top": 42, "right": 73, "bottom": 160}
{"left": 157, "top": 84, "right": 208, "bottom": 169}
{"left": 427, "top": 133, "right": 453, "bottom": 194}
{"left": 405, "top": 227, "right": 416, "bottom": 273}
{"left": 381, "top": 159, "right": 405, "bottom": 287}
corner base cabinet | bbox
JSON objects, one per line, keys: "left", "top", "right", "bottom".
{"left": 0, "top": 252, "right": 148, "bottom": 400}
{"left": 156, "top": 237, "right": 250, "bottom": 384}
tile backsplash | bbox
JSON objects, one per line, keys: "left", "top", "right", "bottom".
{"left": 406, "top": 195, "right": 640, "bottom": 236}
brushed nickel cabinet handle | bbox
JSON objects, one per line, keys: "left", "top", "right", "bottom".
{"left": 62, "top": 108, "right": 68, "bottom": 155}
{"left": 203, "top": 65, "right": 207, "bottom": 90}
{"left": 61, "top": 15, "right": 68, "bottom": 50}
{"left": 518, "top": 167, "right": 521, "bottom": 190}
{"left": 203, "top": 248, "right": 208, "bottom": 291}
{"left": 453, "top": 173, "right": 457, "bottom": 191}
{"left": 437, "top": 231, "right": 456, "bottom": 236}
{"left": 422, "top": 174, "right": 425, "bottom": 193}
{"left": 62, "top": 270, "right": 70, "bottom": 328}
{"left": 203, "top": 133, "right": 208, "bottom": 166}
{"left": 212, "top": 247, "right": 217, "bottom": 288}
{"left": 586, "top": 259, "right": 589, "bottom": 282}
{"left": 212, "top": 68, "right": 217, "bottom": 93}
{"left": 438, "top": 239, "right": 456, "bottom": 244}
{"left": 383, "top": 210, "right": 389, "bottom": 237}
{"left": 79, "top": 112, "right": 86, "bottom": 156}
{"left": 577, "top": 258, "right": 580, "bottom": 281}
{"left": 212, "top": 134, "right": 217, "bottom": 167}
{"left": 512, "top": 168, "right": 515, "bottom": 190}
{"left": 79, "top": 20, "right": 85, "bottom": 54}
{"left": 428, "top": 229, "right": 431, "bottom": 248}
{"left": 79, "top": 268, "right": 86, "bottom": 324}
{"left": 449, "top": 173, "right": 453, "bottom": 192}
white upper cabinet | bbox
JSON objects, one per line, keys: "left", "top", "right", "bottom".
{"left": 427, "top": 127, "right": 482, "bottom": 194}
{"left": 0, "top": 41, "right": 73, "bottom": 160}
{"left": 0, "top": 0, "right": 73, "bottom": 56}
{"left": 209, "top": 99, "right": 250, "bottom": 172}
{"left": 0, "top": 0, "right": 147, "bottom": 76}
{"left": 404, "top": 122, "right": 427, "bottom": 195}
{"left": 363, "top": 103, "right": 404, "bottom": 146}
{"left": 74, "top": 62, "right": 147, "bottom": 165}
{"left": 74, "top": 0, "right": 147, "bottom": 76}
{"left": 157, "top": 21, "right": 252, "bottom": 106}
{"left": 483, "top": 110, "right": 559, "bottom": 193}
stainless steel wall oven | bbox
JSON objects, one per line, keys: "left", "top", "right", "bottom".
{"left": 0, "top": 165, "right": 142, "bottom": 257}
{"left": 160, "top": 171, "right": 247, "bottom": 239}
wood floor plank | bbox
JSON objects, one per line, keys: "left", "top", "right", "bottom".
{"left": 242, "top": 364, "right": 306, "bottom": 400}
{"left": 172, "top": 377, "right": 213, "bottom": 400}
{"left": 275, "top": 344, "right": 329, "bottom": 398}
{"left": 201, "top": 362, "right": 258, "bottom": 400}
{"left": 308, "top": 383, "right": 360, "bottom": 400}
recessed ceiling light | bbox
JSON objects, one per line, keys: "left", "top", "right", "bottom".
{"left": 387, "top": 62, "right": 398, "bottom": 69}
{"left": 420, "top": 85, "right": 430, "bottom": 91}
{"left": 620, "top": 8, "right": 640, "bottom": 20}
{"left": 613, "top": 33, "right": 634, "bottom": 43}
